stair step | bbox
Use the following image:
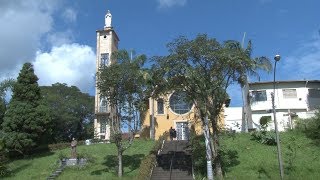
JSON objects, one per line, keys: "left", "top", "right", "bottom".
{"left": 151, "top": 140, "right": 193, "bottom": 180}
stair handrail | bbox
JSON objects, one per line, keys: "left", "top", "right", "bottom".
{"left": 157, "top": 139, "right": 165, "bottom": 155}
{"left": 169, "top": 141, "right": 177, "bottom": 180}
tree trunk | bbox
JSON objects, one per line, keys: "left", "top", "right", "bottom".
{"left": 118, "top": 150, "right": 123, "bottom": 177}
{"left": 211, "top": 117, "right": 223, "bottom": 179}
{"left": 150, "top": 98, "right": 155, "bottom": 140}
{"left": 204, "top": 115, "right": 214, "bottom": 180}
{"left": 241, "top": 80, "right": 253, "bottom": 132}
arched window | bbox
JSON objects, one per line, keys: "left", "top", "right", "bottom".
{"left": 169, "top": 91, "right": 192, "bottom": 114}
{"left": 157, "top": 98, "right": 164, "bottom": 114}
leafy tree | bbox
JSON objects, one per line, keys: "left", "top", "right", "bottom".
{"left": 97, "top": 50, "right": 147, "bottom": 177}
{"left": 40, "top": 83, "right": 95, "bottom": 142}
{"left": 240, "top": 41, "right": 272, "bottom": 131}
{"left": 154, "top": 34, "right": 258, "bottom": 179}
{"left": 1, "top": 63, "right": 51, "bottom": 154}
{"left": 0, "top": 79, "right": 15, "bottom": 126}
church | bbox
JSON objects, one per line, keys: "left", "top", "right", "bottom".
{"left": 93, "top": 10, "right": 225, "bottom": 141}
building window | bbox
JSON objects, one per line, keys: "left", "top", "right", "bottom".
{"left": 100, "top": 96, "right": 108, "bottom": 112}
{"left": 308, "top": 89, "right": 320, "bottom": 98}
{"left": 169, "top": 91, "right": 192, "bottom": 114}
{"left": 157, "top": 99, "right": 164, "bottom": 114}
{"left": 100, "top": 53, "right": 109, "bottom": 67}
{"left": 100, "top": 118, "right": 107, "bottom": 133}
{"left": 251, "top": 90, "right": 267, "bottom": 102}
{"left": 283, "top": 89, "right": 297, "bottom": 98}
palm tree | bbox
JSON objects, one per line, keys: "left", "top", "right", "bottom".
{"left": 241, "top": 40, "right": 272, "bottom": 131}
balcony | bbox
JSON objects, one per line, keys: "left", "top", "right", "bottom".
{"left": 96, "top": 105, "right": 110, "bottom": 116}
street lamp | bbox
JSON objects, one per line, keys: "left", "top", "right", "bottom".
{"left": 271, "top": 54, "right": 284, "bottom": 179}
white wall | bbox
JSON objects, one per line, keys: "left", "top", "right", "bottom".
{"left": 224, "top": 107, "right": 242, "bottom": 132}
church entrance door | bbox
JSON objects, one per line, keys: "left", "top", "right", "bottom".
{"left": 176, "top": 122, "right": 189, "bottom": 140}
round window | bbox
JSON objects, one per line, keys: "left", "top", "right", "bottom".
{"left": 169, "top": 91, "right": 192, "bottom": 114}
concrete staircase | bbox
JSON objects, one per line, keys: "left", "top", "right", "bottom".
{"left": 151, "top": 140, "right": 193, "bottom": 180}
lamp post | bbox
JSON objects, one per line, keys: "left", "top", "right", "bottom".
{"left": 271, "top": 54, "right": 284, "bottom": 179}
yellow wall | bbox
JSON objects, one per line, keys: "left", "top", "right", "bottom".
{"left": 141, "top": 94, "right": 225, "bottom": 140}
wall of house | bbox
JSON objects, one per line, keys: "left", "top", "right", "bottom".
{"left": 224, "top": 107, "right": 242, "bottom": 132}
{"left": 248, "top": 81, "right": 320, "bottom": 131}
{"left": 250, "top": 82, "right": 310, "bottom": 111}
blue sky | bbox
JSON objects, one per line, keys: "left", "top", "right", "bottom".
{"left": 0, "top": 0, "right": 319, "bottom": 106}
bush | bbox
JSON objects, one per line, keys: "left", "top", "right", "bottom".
{"left": 137, "top": 154, "right": 156, "bottom": 179}
{"left": 250, "top": 131, "right": 276, "bottom": 145}
{"left": 294, "top": 110, "right": 320, "bottom": 144}
{"left": 260, "top": 116, "right": 272, "bottom": 130}
{"left": 48, "top": 141, "right": 84, "bottom": 151}
{"left": 137, "top": 131, "right": 168, "bottom": 179}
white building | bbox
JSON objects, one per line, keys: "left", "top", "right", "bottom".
{"left": 225, "top": 80, "right": 320, "bottom": 132}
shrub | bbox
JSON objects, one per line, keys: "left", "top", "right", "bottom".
{"left": 260, "top": 116, "right": 272, "bottom": 130}
{"left": 250, "top": 131, "right": 276, "bottom": 145}
{"left": 137, "top": 131, "right": 168, "bottom": 179}
{"left": 48, "top": 141, "right": 84, "bottom": 151}
{"left": 137, "top": 154, "right": 156, "bottom": 179}
{"left": 294, "top": 110, "right": 320, "bottom": 145}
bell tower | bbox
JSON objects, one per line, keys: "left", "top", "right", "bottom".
{"left": 94, "top": 10, "right": 120, "bottom": 140}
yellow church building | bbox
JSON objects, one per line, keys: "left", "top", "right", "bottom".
{"left": 94, "top": 10, "right": 225, "bottom": 141}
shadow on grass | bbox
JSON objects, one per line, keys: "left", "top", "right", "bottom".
{"left": 220, "top": 149, "right": 240, "bottom": 174}
{"left": 258, "top": 167, "right": 271, "bottom": 179}
{"left": 4, "top": 163, "right": 31, "bottom": 178}
{"left": 90, "top": 154, "right": 145, "bottom": 175}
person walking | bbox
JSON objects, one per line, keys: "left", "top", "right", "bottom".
{"left": 169, "top": 127, "right": 174, "bottom": 141}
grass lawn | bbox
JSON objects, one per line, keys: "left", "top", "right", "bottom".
{"left": 4, "top": 139, "right": 155, "bottom": 180}
{"left": 219, "top": 131, "right": 320, "bottom": 180}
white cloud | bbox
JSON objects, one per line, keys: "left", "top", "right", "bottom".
{"left": 46, "top": 30, "right": 74, "bottom": 47}
{"left": 281, "top": 37, "right": 320, "bottom": 80}
{"left": 33, "top": 43, "right": 96, "bottom": 93}
{"left": 62, "top": 8, "right": 77, "bottom": 23}
{"left": 0, "top": 0, "right": 58, "bottom": 76}
{"left": 0, "top": 0, "right": 96, "bottom": 94}
{"left": 157, "top": 0, "right": 187, "bottom": 8}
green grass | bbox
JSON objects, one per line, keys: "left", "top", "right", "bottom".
{"left": 5, "top": 131, "right": 320, "bottom": 180}
{"left": 4, "top": 139, "right": 155, "bottom": 180}
{"left": 219, "top": 131, "right": 320, "bottom": 180}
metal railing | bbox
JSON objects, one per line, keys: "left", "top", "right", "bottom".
{"left": 169, "top": 141, "right": 177, "bottom": 180}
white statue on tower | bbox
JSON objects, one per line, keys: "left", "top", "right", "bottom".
{"left": 105, "top": 10, "right": 112, "bottom": 28}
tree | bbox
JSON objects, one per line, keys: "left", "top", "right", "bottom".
{"left": 240, "top": 40, "right": 272, "bottom": 132}
{"left": 154, "top": 34, "right": 257, "bottom": 179}
{"left": 0, "top": 78, "right": 15, "bottom": 126}
{"left": 1, "top": 63, "right": 51, "bottom": 154}
{"left": 40, "top": 83, "right": 95, "bottom": 143}
{"left": 97, "top": 50, "right": 147, "bottom": 177}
